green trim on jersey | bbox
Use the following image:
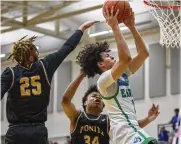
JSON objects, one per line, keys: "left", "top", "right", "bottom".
{"left": 100, "top": 79, "right": 154, "bottom": 143}
{"left": 138, "top": 131, "right": 147, "bottom": 139}
{"left": 112, "top": 97, "right": 155, "bottom": 143}
{"left": 100, "top": 85, "right": 119, "bottom": 100}
{"left": 114, "top": 97, "right": 137, "bottom": 132}
{"left": 100, "top": 81, "right": 138, "bottom": 132}
{"left": 142, "top": 137, "right": 156, "bottom": 144}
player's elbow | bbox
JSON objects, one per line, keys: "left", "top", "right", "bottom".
{"left": 139, "top": 124, "right": 144, "bottom": 128}
{"left": 140, "top": 50, "right": 149, "bottom": 59}
{"left": 121, "top": 55, "right": 132, "bottom": 64}
{"left": 143, "top": 51, "right": 149, "bottom": 58}
{"left": 136, "top": 51, "right": 149, "bottom": 61}
{"left": 138, "top": 120, "right": 144, "bottom": 128}
{"left": 61, "top": 96, "right": 70, "bottom": 105}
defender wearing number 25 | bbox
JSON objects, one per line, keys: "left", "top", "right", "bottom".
{"left": 1, "top": 21, "right": 97, "bottom": 144}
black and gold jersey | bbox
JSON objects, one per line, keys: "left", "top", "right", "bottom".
{"left": 70, "top": 111, "right": 110, "bottom": 144}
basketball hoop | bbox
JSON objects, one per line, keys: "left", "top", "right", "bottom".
{"left": 144, "top": 0, "right": 180, "bottom": 48}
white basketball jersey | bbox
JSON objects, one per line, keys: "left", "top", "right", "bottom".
{"left": 97, "top": 71, "right": 155, "bottom": 144}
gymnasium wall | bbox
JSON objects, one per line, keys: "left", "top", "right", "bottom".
{"left": 1, "top": 30, "right": 180, "bottom": 139}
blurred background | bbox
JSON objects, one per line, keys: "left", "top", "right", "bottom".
{"left": 1, "top": 0, "right": 180, "bottom": 143}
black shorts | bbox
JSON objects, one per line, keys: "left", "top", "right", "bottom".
{"left": 148, "top": 139, "right": 158, "bottom": 144}
{"left": 5, "top": 123, "right": 48, "bottom": 144}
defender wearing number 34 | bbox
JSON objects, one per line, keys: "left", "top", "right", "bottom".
{"left": 61, "top": 72, "right": 110, "bottom": 144}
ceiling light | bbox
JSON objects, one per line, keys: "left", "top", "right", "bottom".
{"left": 0, "top": 54, "right": 6, "bottom": 58}
{"left": 89, "top": 26, "right": 129, "bottom": 37}
{"left": 89, "top": 31, "right": 109, "bottom": 37}
{"left": 36, "top": 46, "right": 40, "bottom": 50}
{"left": 120, "top": 27, "right": 129, "bottom": 31}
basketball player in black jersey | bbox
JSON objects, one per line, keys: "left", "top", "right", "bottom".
{"left": 1, "top": 21, "right": 97, "bottom": 144}
{"left": 61, "top": 72, "right": 110, "bottom": 144}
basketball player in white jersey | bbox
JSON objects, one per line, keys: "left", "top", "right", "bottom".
{"left": 76, "top": 7, "right": 159, "bottom": 144}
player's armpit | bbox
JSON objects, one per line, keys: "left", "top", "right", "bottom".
{"left": 1, "top": 67, "right": 13, "bottom": 99}
{"left": 128, "top": 27, "right": 149, "bottom": 75}
{"left": 128, "top": 53, "right": 148, "bottom": 75}
{"left": 62, "top": 101, "right": 80, "bottom": 122}
{"left": 111, "top": 59, "right": 131, "bottom": 81}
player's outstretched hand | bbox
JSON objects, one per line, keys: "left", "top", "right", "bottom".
{"left": 78, "top": 21, "right": 99, "bottom": 32}
{"left": 103, "top": 6, "right": 119, "bottom": 28}
{"left": 147, "top": 103, "right": 160, "bottom": 122}
{"left": 123, "top": 9, "right": 135, "bottom": 28}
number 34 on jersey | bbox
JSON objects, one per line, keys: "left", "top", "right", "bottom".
{"left": 84, "top": 135, "right": 99, "bottom": 144}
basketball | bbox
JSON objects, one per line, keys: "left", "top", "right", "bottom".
{"left": 102, "top": 0, "right": 131, "bottom": 23}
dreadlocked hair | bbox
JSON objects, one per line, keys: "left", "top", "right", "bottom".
{"left": 76, "top": 41, "right": 110, "bottom": 78}
{"left": 7, "top": 35, "right": 37, "bottom": 68}
{"left": 82, "top": 85, "right": 98, "bottom": 112}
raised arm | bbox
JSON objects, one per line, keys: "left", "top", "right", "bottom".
{"left": 42, "top": 21, "right": 98, "bottom": 79}
{"left": 124, "top": 11, "right": 149, "bottom": 76}
{"left": 138, "top": 104, "right": 160, "bottom": 128}
{"left": 104, "top": 7, "right": 131, "bottom": 81}
{"left": 61, "top": 72, "right": 85, "bottom": 122}
{"left": 1, "top": 68, "right": 13, "bottom": 100}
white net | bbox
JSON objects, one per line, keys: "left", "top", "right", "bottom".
{"left": 144, "top": 0, "right": 180, "bottom": 48}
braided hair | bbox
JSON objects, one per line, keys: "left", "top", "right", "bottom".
{"left": 7, "top": 35, "right": 37, "bottom": 68}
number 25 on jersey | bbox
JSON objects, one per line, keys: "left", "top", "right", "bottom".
{"left": 20, "top": 75, "right": 41, "bottom": 96}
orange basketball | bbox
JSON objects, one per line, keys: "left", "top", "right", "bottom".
{"left": 103, "top": 0, "right": 131, "bottom": 23}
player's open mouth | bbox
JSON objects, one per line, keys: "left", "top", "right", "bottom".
{"left": 94, "top": 99, "right": 101, "bottom": 103}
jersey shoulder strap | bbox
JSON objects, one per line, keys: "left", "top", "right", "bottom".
{"left": 39, "top": 60, "right": 51, "bottom": 86}
{"left": 7, "top": 67, "right": 14, "bottom": 91}
{"left": 71, "top": 111, "right": 83, "bottom": 134}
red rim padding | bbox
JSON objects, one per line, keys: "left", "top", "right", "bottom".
{"left": 143, "top": 0, "right": 180, "bottom": 9}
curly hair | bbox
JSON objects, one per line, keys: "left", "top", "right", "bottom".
{"left": 76, "top": 41, "right": 110, "bottom": 78}
{"left": 82, "top": 85, "right": 98, "bottom": 112}
{"left": 7, "top": 35, "right": 37, "bottom": 68}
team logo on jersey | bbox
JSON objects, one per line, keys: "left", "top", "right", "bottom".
{"left": 118, "top": 78, "right": 129, "bottom": 86}
{"left": 133, "top": 137, "right": 142, "bottom": 143}
{"left": 102, "top": 118, "right": 106, "bottom": 122}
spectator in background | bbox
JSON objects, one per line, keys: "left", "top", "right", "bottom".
{"left": 158, "top": 126, "right": 169, "bottom": 143}
{"left": 168, "top": 108, "right": 180, "bottom": 144}
{"left": 169, "top": 108, "right": 179, "bottom": 132}
{"left": 173, "top": 113, "right": 180, "bottom": 144}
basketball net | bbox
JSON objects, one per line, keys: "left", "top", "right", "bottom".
{"left": 144, "top": 0, "right": 180, "bottom": 48}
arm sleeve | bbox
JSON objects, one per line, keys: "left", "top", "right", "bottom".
{"left": 42, "top": 30, "right": 83, "bottom": 79}
{"left": 97, "top": 69, "right": 115, "bottom": 94}
{"left": 1, "top": 68, "right": 13, "bottom": 100}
